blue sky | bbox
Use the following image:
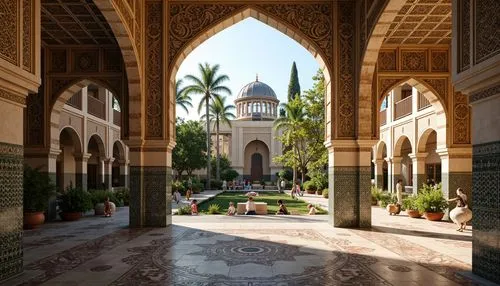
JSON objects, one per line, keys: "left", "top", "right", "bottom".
{"left": 175, "top": 18, "right": 320, "bottom": 120}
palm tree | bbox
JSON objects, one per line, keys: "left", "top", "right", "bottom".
{"left": 201, "top": 96, "right": 235, "bottom": 180}
{"left": 274, "top": 98, "right": 306, "bottom": 188}
{"left": 183, "top": 63, "right": 231, "bottom": 188}
{"left": 175, "top": 79, "right": 193, "bottom": 114}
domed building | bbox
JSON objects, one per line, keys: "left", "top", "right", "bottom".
{"left": 197, "top": 76, "right": 283, "bottom": 183}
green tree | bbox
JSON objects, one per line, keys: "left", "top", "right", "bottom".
{"left": 173, "top": 119, "right": 208, "bottom": 177}
{"left": 274, "top": 69, "right": 328, "bottom": 185}
{"left": 210, "top": 154, "right": 231, "bottom": 177}
{"left": 175, "top": 79, "right": 193, "bottom": 114}
{"left": 183, "top": 63, "right": 231, "bottom": 188}
{"left": 287, "top": 61, "right": 301, "bottom": 101}
{"left": 201, "top": 96, "right": 235, "bottom": 180}
{"left": 273, "top": 97, "right": 306, "bottom": 185}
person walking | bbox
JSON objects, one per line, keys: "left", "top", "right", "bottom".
{"left": 173, "top": 189, "right": 182, "bottom": 205}
{"left": 280, "top": 179, "right": 286, "bottom": 194}
{"left": 396, "top": 179, "right": 403, "bottom": 205}
{"left": 186, "top": 188, "right": 192, "bottom": 201}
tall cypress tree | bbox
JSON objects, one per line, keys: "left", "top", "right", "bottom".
{"left": 287, "top": 61, "right": 301, "bottom": 101}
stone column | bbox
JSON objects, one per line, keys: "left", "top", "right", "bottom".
{"left": 409, "top": 152, "right": 427, "bottom": 195}
{"left": 326, "top": 140, "right": 375, "bottom": 228}
{"left": 118, "top": 159, "right": 129, "bottom": 188}
{"left": 373, "top": 159, "right": 385, "bottom": 190}
{"left": 128, "top": 144, "right": 173, "bottom": 228}
{"left": 391, "top": 157, "right": 402, "bottom": 193}
{"left": 74, "top": 153, "right": 91, "bottom": 191}
{"left": 103, "top": 157, "right": 115, "bottom": 190}
{"left": 437, "top": 148, "right": 472, "bottom": 217}
{"left": 385, "top": 157, "right": 393, "bottom": 193}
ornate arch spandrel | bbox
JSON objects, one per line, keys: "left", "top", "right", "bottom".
{"left": 167, "top": 2, "right": 334, "bottom": 73}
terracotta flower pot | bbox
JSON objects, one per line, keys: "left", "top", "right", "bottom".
{"left": 407, "top": 209, "right": 422, "bottom": 218}
{"left": 61, "top": 212, "right": 82, "bottom": 221}
{"left": 386, "top": 203, "right": 401, "bottom": 215}
{"left": 23, "top": 211, "right": 45, "bottom": 229}
{"left": 424, "top": 212, "right": 444, "bottom": 221}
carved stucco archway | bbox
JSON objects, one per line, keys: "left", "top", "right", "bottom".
{"left": 378, "top": 78, "right": 448, "bottom": 149}
{"left": 165, "top": 4, "right": 334, "bottom": 142}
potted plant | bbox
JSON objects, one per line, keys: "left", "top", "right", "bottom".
{"left": 58, "top": 186, "right": 93, "bottom": 221}
{"left": 304, "top": 181, "right": 317, "bottom": 194}
{"left": 415, "top": 183, "right": 447, "bottom": 221}
{"left": 23, "top": 165, "right": 56, "bottom": 229}
{"left": 371, "top": 186, "right": 382, "bottom": 206}
{"left": 402, "top": 195, "right": 421, "bottom": 218}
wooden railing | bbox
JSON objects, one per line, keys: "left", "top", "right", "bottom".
{"left": 113, "top": 110, "right": 121, "bottom": 126}
{"left": 379, "top": 109, "right": 387, "bottom": 126}
{"left": 418, "top": 92, "right": 431, "bottom": 110}
{"left": 66, "top": 91, "right": 82, "bottom": 110}
{"left": 394, "top": 96, "right": 412, "bottom": 119}
{"left": 87, "top": 96, "right": 105, "bottom": 119}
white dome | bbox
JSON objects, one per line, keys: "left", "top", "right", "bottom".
{"left": 237, "top": 79, "right": 277, "bottom": 99}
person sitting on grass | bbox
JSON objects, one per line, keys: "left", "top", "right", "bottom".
{"left": 191, "top": 200, "right": 198, "bottom": 215}
{"left": 276, "top": 199, "right": 289, "bottom": 215}
{"left": 307, "top": 204, "right": 317, "bottom": 215}
{"left": 227, "top": 202, "right": 236, "bottom": 216}
{"left": 245, "top": 196, "right": 257, "bottom": 215}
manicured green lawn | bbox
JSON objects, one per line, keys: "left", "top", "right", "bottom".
{"left": 197, "top": 191, "right": 327, "bottom": 215}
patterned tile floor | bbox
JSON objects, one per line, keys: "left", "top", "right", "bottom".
{"left": 2, "top": 207, "right": 497, "bottom": 286}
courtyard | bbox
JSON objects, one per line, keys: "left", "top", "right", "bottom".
{"left": 3, "top": 206, "right": 493, "bottom": 286}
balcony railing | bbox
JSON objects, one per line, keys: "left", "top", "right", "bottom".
{"left": 87, "top": 96, "right": 105, "bottom": 119}
{"left": 66, "top": 91, "right": 82, "bottom": 110}
{"left": 113, "top": 110, "right": 121, "bottom": 126}
{"left": 379, "top": 109, "right": 387, "bottom": 126}
{"left": 418, "top": 92, "right": 431, "bottom": 110}
{"left": 394, "top": 96, "right": 412, "bottom": 119}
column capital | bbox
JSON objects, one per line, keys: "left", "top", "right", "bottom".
{"left": 74, "top": 153, "right": 92, "bottom": 162}
{"left": 104, "top": 157, "right": 115, "bottom": 164}
{"left": 324, "top": 139, "right": 378, "bottom": 152}
{"left": 408, "top": 152, "right": 428, "bottom": 160}
{"left": 48, "top": 148, "right": 62, "bottom": 159}
{"left": 436, "top": 147, "right": 472, "bottom": 159}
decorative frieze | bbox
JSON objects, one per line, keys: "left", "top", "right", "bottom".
{"left": 474, "top": 0, "right": 500, "bottom": 64}
{"left": 22, "top": 0, "right": 32, "bottom": 72}
{"left": 336, "top": 1, "right": 355, "bottom": 138}
{"left": 469, "top": 84, "right": 500, "bottom": 103}
{"left": 0, "top": 0, "right": 18, "bottom": 65}
{"left": 452, "top": 92, "right": 470, "bottom": 144}
{"left": 145, "top": 1, "right": 163, "bottom": 138}
{"left": 401, "top": 50, "right": 427, "bottom": 72}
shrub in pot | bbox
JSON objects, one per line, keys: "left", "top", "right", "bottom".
{"left": 58, "top": 186, "right": 93, "bottom": 221}
{"left": 322, "top": 188, "right": 329, "bottom": 199}
{"left": 377, "top": 191, "right": 392, "bottom": 208}
{"left": 303, "top": 181, "right": 317, "bottom": 194}
{"left": 402, "top": 195, "right": 421, "bottom": 218}
{"left": 23, "top": 165, "right": 56, "bottom": 229}
{"left": 371, "top": 186, "right": 382, "bottom": 206}
{"left": 114, "top": 187, "right": 129, "bottom": 206}
{"left": 415, "top": 183, "right": 447, "bottom": 221}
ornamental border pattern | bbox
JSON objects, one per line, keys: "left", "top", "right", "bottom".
{"left": 469, "top": 84, "right": 500, "bottom": 103}
{"left": 0, "top": 88, "right": 25, "bottom": 105}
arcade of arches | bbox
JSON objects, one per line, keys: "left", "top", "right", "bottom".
{"left": 0, "top": 0, "right": 499, "bottom": 283}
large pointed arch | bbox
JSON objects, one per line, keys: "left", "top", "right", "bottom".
{"left": 167, "top": 4, "right": 334, "bottom": 141}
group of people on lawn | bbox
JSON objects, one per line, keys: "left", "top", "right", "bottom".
{"left": 173, "top": 188, "right": 317, "bottom": 216}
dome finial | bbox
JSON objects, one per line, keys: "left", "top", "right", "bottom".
{"left": 256, "top": 73, "right": 258, "bottom": 82}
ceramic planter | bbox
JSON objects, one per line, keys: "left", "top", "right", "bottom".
{"left": 23, "top": 211, "right": 45, "bottom": 229}
{"left": 407, "top": 209, "right": 422, "bottom": 218}
{"left": 424, "top": 212, "right": 444, "bottom": 221}
{"left": 61, "top": 212, "right": 82, "bottom": 221}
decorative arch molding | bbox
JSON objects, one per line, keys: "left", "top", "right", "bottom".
{"left": 417, "top": 128, "right": 437, "bottom": 153}
{"left": 59, "top": 126, "right": 83, "bottom": 155}
{"left": 167, "top": 3, "right": 333, "bottom": 74}
{"left": 113, "top": 139, "right": 126, "bottom": 160}
{"left": 393, "top": 135, "right": 413, "bottom": 157}
{"left": 375, "top": 140, "right": 387, "bottom": 160}
{"left": 243, "top": 139, "right": 271, "bottom": 156}
{"left": 88, "top": 133, "right": 107, "bottom": 158}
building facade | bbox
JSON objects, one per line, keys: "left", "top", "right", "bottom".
{"left": 195, "top": 78, "right": 283, "bottom": 182}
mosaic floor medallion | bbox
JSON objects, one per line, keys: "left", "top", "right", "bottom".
{"left": 111, "top": 229, "right": 390, "bottom": 286}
